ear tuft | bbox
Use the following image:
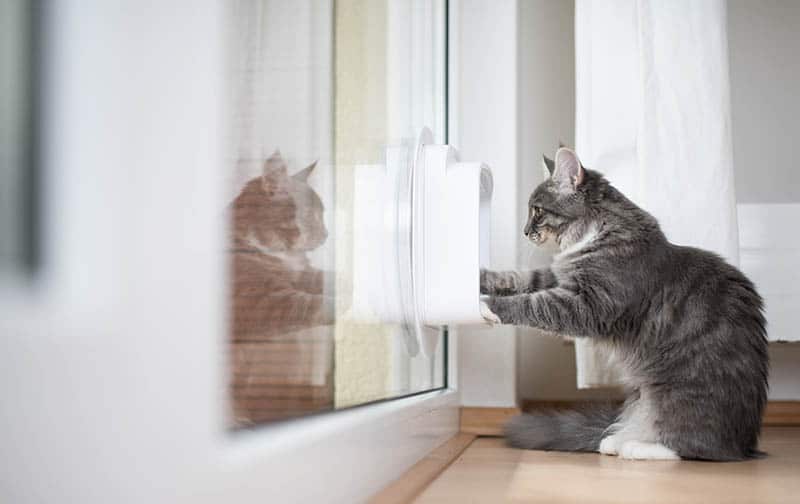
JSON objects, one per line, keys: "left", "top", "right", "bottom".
{"left": 553, "top": 147, "right": 584, "bottom": 190}
{"left": 292, "top": 160, "right": 317, "bottom": 182}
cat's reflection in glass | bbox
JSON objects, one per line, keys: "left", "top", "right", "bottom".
{"left": 228, "top": 150, "right": 335, "bottom": 427}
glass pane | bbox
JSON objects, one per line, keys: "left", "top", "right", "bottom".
{"left": 226, "top": 0, "right": 446, "bottom": 428}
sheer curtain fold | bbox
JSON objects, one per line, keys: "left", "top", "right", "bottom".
{"left": 574, "top": 0, "right": 738, "bottom": 388}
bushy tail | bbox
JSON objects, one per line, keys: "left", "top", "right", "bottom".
{"left": 505, "top": 403, "right": 620, "bottom": 452}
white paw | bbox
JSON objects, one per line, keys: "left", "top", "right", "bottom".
{"left": 618, "top": 441, "right": 680, "bottom": 460}
{"left": 599, "top": 435, "right": 619, "bottom": 455}
{"left": 480, "top": 301, "right": 501, "bottom": 325}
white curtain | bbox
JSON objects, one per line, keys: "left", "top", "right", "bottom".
{"left": 574, "top": 0, "right": 739, "bottom": 388}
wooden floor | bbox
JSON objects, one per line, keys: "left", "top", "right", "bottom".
{"left": 413, "top": 427, "right": 800, "bottom": 503}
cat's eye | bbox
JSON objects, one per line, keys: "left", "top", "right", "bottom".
{"left": 533, "top": 206, "right": 543, "bottom": 217}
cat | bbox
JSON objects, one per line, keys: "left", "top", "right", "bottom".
{"left": 228, "top": 150, "right": 335, "bottom": 425}
{"left": 481, "top": 147, "right": 768, "bottom": 461}
{"left": 229, "top": 151, "right": 334, "bottom": 341}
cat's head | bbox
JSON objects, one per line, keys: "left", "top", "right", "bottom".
{"left": 524, "top": 146, "right": 600, "bottom": 246}
{"left": 230, "top": 151, "right": 327, "bottom": 252}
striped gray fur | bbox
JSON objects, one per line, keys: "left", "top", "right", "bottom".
{"left": 482, "top": 148, "right": 768, "bottom": 461}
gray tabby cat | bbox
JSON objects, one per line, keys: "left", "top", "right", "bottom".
{"left": 481, "top": 147, "right": 768, "bottom": 461}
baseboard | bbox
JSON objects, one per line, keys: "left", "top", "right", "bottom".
{"left": 460, "top": 407, "right": 520, "bottom": 436}
{"left": 367, "top": 432, "right": 476, "bottom": 504}
{"left": 763, "top": 401, "right": 800, "bottom": 426}
{"left": 460, "top": 400, "right": 800, "bottom": 436}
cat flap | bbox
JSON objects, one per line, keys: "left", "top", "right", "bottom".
{"left": 350, "top": 129, "right": 494, "bottom": 358}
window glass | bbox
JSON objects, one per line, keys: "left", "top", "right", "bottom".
{"left": 226, "top": 0, "right": 447, "bottom": 428}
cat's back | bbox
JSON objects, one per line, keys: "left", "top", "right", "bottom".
{"left": 665, "top": 244, "right": 758, "bottom": 298}
{"left": 659, "top": 243, "right": 765, "bottom": 337}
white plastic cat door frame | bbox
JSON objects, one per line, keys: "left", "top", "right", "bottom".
{"left": 352, "top": 128, "right": 493, "bottom": 357}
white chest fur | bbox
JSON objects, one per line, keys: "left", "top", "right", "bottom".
{"left": 245, "top": 232, "right": 308, "bottom": 270}
{"left": 556, "top": 225, "right": 599, "bottom": 259}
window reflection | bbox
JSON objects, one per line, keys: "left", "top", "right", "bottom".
{"left": 226, "top": 0, "right": 446, "bottom": 428}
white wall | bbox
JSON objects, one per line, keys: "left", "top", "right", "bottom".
{"left": 729, "top": 0, "right": 800, "bottom": 204}
{"left": 517, "top": 0, "right": 800, "bottom": 401}
{"left": 729, "top": 0, "right": 800, "bottom": 398}
{"left": 454, "top": 0, "right": 519, "bottom": 407}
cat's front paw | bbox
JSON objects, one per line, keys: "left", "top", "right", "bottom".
{"left": 480, "top": 300, "right": 501, "bottom": 325}
{"left": 480, "top": 269, "right": 518, "bottom": 296}
{"left": 479, "top": 269, "right": 493, "bottom": 295}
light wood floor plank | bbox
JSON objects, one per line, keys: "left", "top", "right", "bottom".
{"left": 415, "top": 427, "right": 800, "bottom": 503}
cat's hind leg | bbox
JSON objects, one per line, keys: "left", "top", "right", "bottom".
{"left": 608, "top": 389, "right": 681, "bottom": 460}
{"left": 598, "top": 434, "right": 620, "bottom": 455}
{"left": 601, "top": 389, "right": 664, "bottom": 456}
{"left": 618, "top": 441, "right": 679, "bottom": 460}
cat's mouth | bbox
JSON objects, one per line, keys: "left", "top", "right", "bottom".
{"left": 527, "top": 227, "right": 557, "bottom": 246}
{"left": 528, "top": 230, "right": 546, "bottom": 245}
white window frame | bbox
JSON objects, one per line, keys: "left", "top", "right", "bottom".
{"left": 0, "top": 1, "right": 478, "bottom": 503}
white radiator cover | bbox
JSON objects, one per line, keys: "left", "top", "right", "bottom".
{"left": 738, "top": 203, "right": 800, "bottom": 342}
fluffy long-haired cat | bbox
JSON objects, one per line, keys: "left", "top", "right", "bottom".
{"left": 481, "top": 147, "right": 768, "bottom": 461}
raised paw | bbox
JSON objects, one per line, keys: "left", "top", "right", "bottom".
{"left": 480, "top": 300, "right": 501, "bottom": 325}
{"left": 480, "top": 269, "right": 504, "bottom": 295}
{"left": 481, "top": 269, "right": 519, "bottom": 296}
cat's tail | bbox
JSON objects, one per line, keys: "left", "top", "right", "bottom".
{"left": 504, "top": 403, "right": 620, "bottom": 452}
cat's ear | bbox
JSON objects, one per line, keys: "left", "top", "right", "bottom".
{"left": 292, "top": 160, "right": 317, "bottom": 182}
{"left": 542, "top": 154, "right": 555, "bottom": 177}
{"left": 552, "top": 147, "right": 584, "bottom": 190}
{"left": 262, "top": 150, "right": 289, "bottom": 190}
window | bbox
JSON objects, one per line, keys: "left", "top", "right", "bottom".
{"left": 225, "top": 0, "right": 447, "bottom": 428}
